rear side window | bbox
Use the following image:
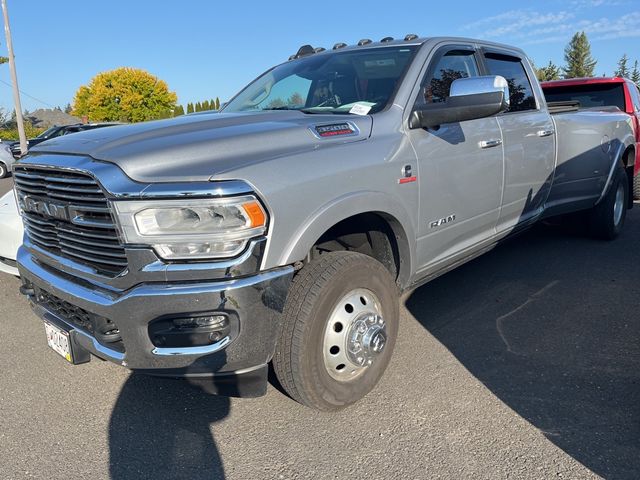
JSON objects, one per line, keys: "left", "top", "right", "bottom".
{"left": 543, "top": 83, "right": 626, "bottom": 111}
{"left": 484, "top": 53, "right": 537, "bottom": 112}
{"left": 627, "top": 81, "right": 640, "bottom": 112}
{"left": 418, "top": 49, "right": 479, "bottom": 106}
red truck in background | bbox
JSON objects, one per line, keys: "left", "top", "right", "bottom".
{"left": 542, "top": 77, "right": 640, "bottom": 199}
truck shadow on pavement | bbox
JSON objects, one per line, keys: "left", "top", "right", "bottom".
{"left": 405, "top": 217, "right": 640, "bottom": 479}
{"left": 109, "top": 374, "right": 229, "bottom": 479}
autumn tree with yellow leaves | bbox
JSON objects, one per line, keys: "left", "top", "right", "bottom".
{"left": 72, "top": 67, "right": 177, "bottom": 123}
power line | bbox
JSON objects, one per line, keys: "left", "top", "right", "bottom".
{"left": 0, "top": 77, "right": 55, "bottom": 108}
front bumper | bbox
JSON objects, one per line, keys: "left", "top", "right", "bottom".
{"left": 18, "top": 246, "right": 293, "bottom": 396}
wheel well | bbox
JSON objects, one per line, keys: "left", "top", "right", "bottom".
{"left": 309, "top": 213, "right": 402, "bottom": 283}
{"left": 623, "top": 146, "right": 635, "bottom": 208}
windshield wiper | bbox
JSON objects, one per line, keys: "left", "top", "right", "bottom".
{"left": 262, "top": 106, "right": 295, "bottom": 111}
{"left": 299, "top": 109, "right": 350, "bottom": 115}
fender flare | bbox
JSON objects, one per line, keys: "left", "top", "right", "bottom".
{"left": 596, "top": 132, "right": 635, "bottom": 206}
{"left": 277, "top": 191, "right": 417, "bottom": 287}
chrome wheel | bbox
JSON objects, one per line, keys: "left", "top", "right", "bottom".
{"left": 613, "top": 182, "right": 625, "bottom": 227}
{"left": 322, "top": 288, "right": 387, "bottom": 381}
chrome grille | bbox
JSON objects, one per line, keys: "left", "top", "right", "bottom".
{"left": 14, "top": 166, "right": 127, "bottom": 276}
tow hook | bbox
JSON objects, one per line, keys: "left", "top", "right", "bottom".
{"left": 19, "top": 285, "right": 35, "bottom": 297}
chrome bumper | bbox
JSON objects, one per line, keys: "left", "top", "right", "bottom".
{"left": 18, "top": 246, "right": 293, "bottom": 375}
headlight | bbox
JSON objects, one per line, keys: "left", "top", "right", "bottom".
{"left": 113, "top": 195, "right": 267, "bottom": 260}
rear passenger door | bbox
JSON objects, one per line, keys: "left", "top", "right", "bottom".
{"left": 482, "top": 50, "right": 556, "bottom": 231}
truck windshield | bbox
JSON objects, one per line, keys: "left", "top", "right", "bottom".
{"left": 36, "top": 126, "right": 61, "bottom": 139}
{"left": 543, "top": 83, "right": 626, "bottom": 111}
{"left": 223, "top": 46, "right": 418, "bottom": 115}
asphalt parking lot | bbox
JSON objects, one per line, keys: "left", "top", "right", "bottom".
{"left": 0, "top": 175, "right": 638, "bottom": 480}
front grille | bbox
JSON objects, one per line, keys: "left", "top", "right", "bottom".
{"left": 33, "top": 286, "right": 125, "bottom": 353}
{"left": 14, "top": 166, "right": 128, "bottom": 276}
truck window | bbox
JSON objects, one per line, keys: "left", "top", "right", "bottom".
{"left": 223, "top": 46, "right": 418, "bottom": 115}
{"left": 484, "top": 53, "right": 537, "bottom": 112}
{"left": 417, "top": 49, "right": 479, "bottom": 106}
{"left": 627, "top": 81, "right": 640, "bottom": 112}
{"left": 543, "top": 83, "right": 626, "bottom": 111}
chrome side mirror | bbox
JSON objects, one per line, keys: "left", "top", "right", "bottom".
{"left": 450, "top": 75, "right": 510, "bottom": 111}
{"left": 409, "top": 75, "right": 510, "bottom": 129}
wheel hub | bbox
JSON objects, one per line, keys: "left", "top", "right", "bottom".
{"left": 346, "top": 314, "right": 387, "bottom": 367}
{"left": 322, "top": 288, "right": 386, "bottom": 381}
{"left": 613, "top": 183, "right": 624, "bottom": 227}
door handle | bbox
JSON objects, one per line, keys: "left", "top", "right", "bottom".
{"left": 537, "top": 129, "right": 555, "bottom": 137}
{"left": 479, "top": 139, "right": 502, "bottom": 149}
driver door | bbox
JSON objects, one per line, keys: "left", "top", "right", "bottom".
{"left": 407, "top": 45, "right": 504, "bottom": 274}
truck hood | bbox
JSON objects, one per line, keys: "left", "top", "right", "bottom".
{"left": 29, "top": 111, "right": 373, "bottom": 183}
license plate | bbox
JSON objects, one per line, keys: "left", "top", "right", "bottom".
{"left": 44, "top": 321, "right": 73, "bottom": 363}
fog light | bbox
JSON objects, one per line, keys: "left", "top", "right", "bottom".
{"left": 149, "top": 313, "right": 232, "bottom": 348}
{"left": 172, "top": 315, "right": 228, "bottom": 330}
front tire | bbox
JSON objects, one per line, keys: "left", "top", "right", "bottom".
{"left": 0, "top": 163, "right": 7, "bottom": 179}
{"left": 273, "top": 251, "right": 399, "bottom": 411}
{"left": 588, "top": 166, "right": 628, "bottom": 240}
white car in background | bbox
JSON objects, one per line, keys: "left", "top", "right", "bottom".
{"left": 0, "top": 190, "right": 22, "bottom": 276}
{"left": 0, "top": 142, "right": 15, "bottom": 178}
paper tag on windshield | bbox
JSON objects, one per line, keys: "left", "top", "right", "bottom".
{"left": 350, "top": 103, "right": 372, "bottom": 116}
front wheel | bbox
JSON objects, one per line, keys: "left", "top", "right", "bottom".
{"left": 588, "top": 166, "right": 628, "bottom": 240}
{"left": 273, "top": 251, "right": 399, "bottom": 411}
{"left": 0, "top": 162, "right": 7, "bottom": 179}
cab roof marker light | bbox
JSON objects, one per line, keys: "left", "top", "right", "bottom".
{"left": 404, "top": 34, "right": 419, "bottom": 41}
{"left": 357, "top": 39, "right": 372, "bottom": 46}
{"left": 333, "top": 42, "right": 347, "bottom": 50}
{"left": 314, "top": 47, "right": 326, "bottom": 53}
{"left": 295, "top": 45, "right": 315, "bottom": 59}
{"left": 380, "top": 37, "right": 394, "bottom": 43}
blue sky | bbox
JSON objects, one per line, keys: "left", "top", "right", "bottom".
{"left": 1, "top": 0, "right": 639, "bottom": 113}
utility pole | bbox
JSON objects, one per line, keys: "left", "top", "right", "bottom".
{"left": 1, "top": 0, "right": 26, "bottom": 155}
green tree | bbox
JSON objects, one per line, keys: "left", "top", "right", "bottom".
{"left": 614, "top": 54, "right": 629, "bottom": 78}
{"left": 536, "top": 61, "right": 562, "bottom": 81}
{"left": 215, "top": 97, "right": 220, "bottom": 110}
{"left": 562, "top": 32, "right": 597, "bottom": 78}
{"left": 187, "top": 102, "right": 194, "bottom": 114}
{"left": 64, "top": 103, "right": 72, "bottom": 114}
{"left": 72, "top": 67, "right": 177, "bottom": 122}
{"left": 631, "top": 61, "right": 640, "bottom": 84}
{"left": 174, "top": 104, "right": 185, "bottom": 116}
{"left": 202, "top": 100, "right": 210, "bottom": 111}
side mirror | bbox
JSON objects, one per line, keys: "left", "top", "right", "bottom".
{"left": 409, "top": 75, "right": 510, "bottom": 129}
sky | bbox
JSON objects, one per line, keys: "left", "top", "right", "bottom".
{"left": 1, "top": 0, "right": 639, "bottom": 113}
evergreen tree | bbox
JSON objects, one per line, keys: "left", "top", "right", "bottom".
{"left": 536, "top": 61, "right": 562, "bottom": 81}
{"left": 174, "top": 105, "right": 185, "bottom": 116}
{"left": 631, "top": 61, "right": 640, "bottom": 85}
{"left": 187, "top": 102, "right": 194, "bottom": 114}
{"left": 210, "top": 98, "right": 216, "bottom": 110}
{"left": 202, "top": 100, "right": 210, "bottom": 111}
{"left": 195, "top": 101, "right": 202, "bottom": 112}
{"left": 562, "top": 32, "right": 597, "bottom": 78}
{"left": 215, "top": 97, "right": 220, "bottom": 110}
{"left": 614, "top": 54, "right": 629, "bottom": 78}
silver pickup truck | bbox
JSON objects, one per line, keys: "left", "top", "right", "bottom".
{"left": 15, "top": 36, "right": 635, "bottom": 410}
